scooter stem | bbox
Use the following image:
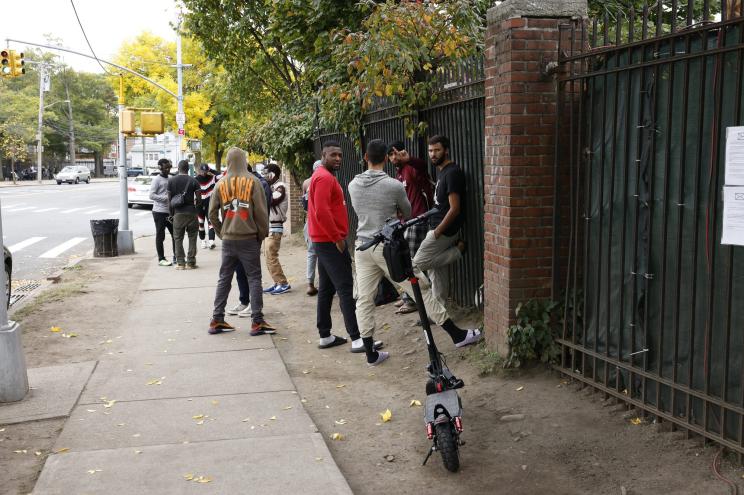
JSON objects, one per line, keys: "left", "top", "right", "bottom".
{"left": 408, "top": 276, "right": 442, "bottom": 375}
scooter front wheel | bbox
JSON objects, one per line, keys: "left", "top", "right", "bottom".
{"left": 435, "top": 422, "right": 460, "bottom": 472}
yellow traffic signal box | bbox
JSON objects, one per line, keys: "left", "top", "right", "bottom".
{"left": 10, "top": 51, "right": 24, "bottom": 76}
{"left": 120, "top": 110, "right": 136, "bottom": 134}
{"left": 1, "top": 51, "right": 11, "bottom": 77}
{"left": 141, "top": 112, "right": 164, "bottom": 135}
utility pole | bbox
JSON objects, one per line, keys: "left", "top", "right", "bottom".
{"left": 117, "top": 76, "right": 133, "bottom": 254}
{"left": 36, "top": 64, "right": 45, "bottom": 184}
{"left": 64, "top": 69, "right": 75, "bottom": 168}
{"left": 142, "top": 136, "right": 146, "bottom": 172}
{"left": 176, "top": 30, "right": 185, "bottom": 166}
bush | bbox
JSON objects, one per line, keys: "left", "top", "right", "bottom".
{"left": 505, "top": 299, "right": 562, "bottom": 368}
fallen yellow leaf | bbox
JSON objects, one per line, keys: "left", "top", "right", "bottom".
{"left": 334, "top": 419, "right": 348, "bottom": 425}
{"left": 331, "top": 433, "right": 345, "bottom": 441}
{"left": 55, "top": 448, "right": 70, "bottom": 454}
{"left": 630, "top": 417, "right": 642, "bottom": 425}
{"left": 269, "top": 416, "right": 277, "bottom": 421}
{"left": 87, "top": 469, "right": 102, "bottom": 474}
{"left": 103, "top": 400, "right": 116, "bottom": 408}
{"left": 242, "top": 418, "right": 251, "bottom": 422}
{"left": 380, "top": 409, "right": 392, "bottom": 423}
{"left": 409, "top": 400, "right": 422, "bottom": 407}
{"left": 195, "top": 476, "right": 212, "bottom": 483}
{"left": 211, "top": 400, "right": 219, "bottom": 406}
{"left": 184, "top": 473, "right": 194, "bottom": 481}
{"left": 516, "top": 386, "right": 524, "bottom": 391}
{"left": 192, "top": 414, "right": 205, "bottom": 420}
{"left": 282, "top": 406, "right": 292, "bottom": 410}
{"left": 336, "top": 384, "right": 346, "bottom": 389}
{"left": 50, "top": 326, "right": 61, "bottom": 333}
{"left": 302, "top": 370, "right": 311, "bottom": 374}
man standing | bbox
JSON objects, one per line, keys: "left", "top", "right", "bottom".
{"left": 263, "top": 163, "right": 291, "bottom": 295}
{"left": 350, "top": 140, "right": 481, "bottom": 366}
{"left": 208, "top": 148, "right": 275, "bottom": 336}
{"left": 301, "top": 160, "right": 323, "bottom": 296}
{"left": 149, "top": 158, "right": 175, "bottom": 266}
{"left": 195, "top": 164, "right": 220, "bottom": 249}
{"left": 413, "top": 135, "right": 466, "bottom": 303}
{"left": 168, "top": 160, "right": 201, "bottom": 270}
{"left": 308, "top": 141, "right": 380, "bottom": 354}
{"left": 388, "top": 140, "right": 434, "bottom": 314}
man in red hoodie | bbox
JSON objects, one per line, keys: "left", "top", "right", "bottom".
{"left": 308, "top": 140, "right": 381, "bottom": 355}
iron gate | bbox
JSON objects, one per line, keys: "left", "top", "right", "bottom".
{"left": 314, "top": 59, "right": 485, "bottom": 308}
{"left": 555, "top": 1, "right": 744, "bottom": 454}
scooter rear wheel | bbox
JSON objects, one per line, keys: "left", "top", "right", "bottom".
{"left": 435, "top": 422, "right": 460, "bottom": 472}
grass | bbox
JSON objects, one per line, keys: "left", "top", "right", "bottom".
{"left": 467, "top": 340, "right": 506, "bottom": 376}
{"left": 11, "top": 274, "right": 89, "bottom": 323}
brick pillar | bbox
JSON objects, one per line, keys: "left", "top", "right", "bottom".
{"left": 283, "top": 166, "right": 305, "bottom": 236}
{"left": 483, "top": 0, "right": 586, "bottom": 354}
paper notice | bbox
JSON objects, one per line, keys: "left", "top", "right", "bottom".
{"left": 721, "top": 186, "right": 744, "bottom": 246}
{"left": 725, "top": 127, "right": 744, "bottom": 186}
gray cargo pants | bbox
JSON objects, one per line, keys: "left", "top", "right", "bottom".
{"left": 212, "top": 238, "right": 264, "bottom": 323}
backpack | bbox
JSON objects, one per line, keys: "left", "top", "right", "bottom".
{"left": 382, "top": 226, "right": 413, "bottom": 283}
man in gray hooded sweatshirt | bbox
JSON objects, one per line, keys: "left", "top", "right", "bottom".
{"left": 349, "top": 139, "right": 482, "bottom": 366}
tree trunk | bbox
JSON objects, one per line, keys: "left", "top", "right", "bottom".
{"left": 94, "top": 151, "right": 103, "bottom": 177}
{"left": 215, "top": 145, "right": 224, "bottom": 172}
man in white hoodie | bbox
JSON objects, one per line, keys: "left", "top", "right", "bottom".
{"left": 348, "top": 139, "right": 482, "bottom": 366}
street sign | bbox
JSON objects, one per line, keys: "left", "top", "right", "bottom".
{"left": 178, "top": 128, "right": 185, "bottom": 135}
{"left": 176, "top": 112, "right": 186, "bottom": 127}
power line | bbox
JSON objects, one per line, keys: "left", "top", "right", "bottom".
{"left": 69, "top": 0, "right": 113, "bottom": 75}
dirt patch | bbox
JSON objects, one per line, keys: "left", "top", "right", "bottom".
{"left": 0, "top": 252, "right": 150, "bottom": 492}
{"left": 267, "top": 240, "right": 744, "bottom": 495}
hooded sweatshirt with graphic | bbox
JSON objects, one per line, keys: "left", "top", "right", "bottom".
{"left": 208, "top": 147, "right": 269, "bottom": 241}
{"left": 348, "top": 169, "right": 411, "bottom": 243}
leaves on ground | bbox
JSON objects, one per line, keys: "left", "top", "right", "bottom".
{"left": 50, "top": 326, "right": 61, "bottom": 333}
{"left": 515, "top": 386, "right": 524, "bottom": 391}
{"left": 409, "top": 399, "right": 422, "bottom": 407}
{"left": 630, "top": 417, "right": 642, "bottom": 425}
{"left": 331, "top": 433, "right": 345, "bottom": 441}
{"left": 380, "top": 409, "right": 392, "bottom": 423}
{"left": 334, "top": 419, "right": 348, "bottom": 425}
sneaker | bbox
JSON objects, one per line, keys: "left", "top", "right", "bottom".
{"left": 158, "top": 259, "right": 172, "bottom": 267}
{"left": 226, "top": 303, "right": 247, "bottom": 315}
{"left": 263, "top": 284, "right": 278, "bottom": 293}
{"left": 175, "top": 264, "right": 186, "bottom": 270}
{"left": 186, "top": 263, "right": 198, "bottom": 270}
{"left": 306, "top": 283, "right": 318, "bottom": 296}
{"left": 208, "top": 319, "right": 235, "bottom": 335}
{"left": 208, "top": 240, "right": 215, "bottom": 249}
{"left": 368, "top": 351, "right": 390, "bottom": 367}
{"left": 455, "top": 329, "right": 483, "bottom": 348}
{"left": 250, "top": 321, "right": 277, "bottom": 336}
{"left": 270, "top": 284, "right": 291, "bottom": 295}
{"left": 238, "top": 306, "right": 252, "bottom": 318}
{"left": 201, "top": 240, "right": 208, "bottom": 249}
{"left": 350, "top": 339, "right": 383, "bottom": 353}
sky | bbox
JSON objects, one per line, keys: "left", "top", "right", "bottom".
{"left": 3, "top": 0, "right": 180, "bottom": 73}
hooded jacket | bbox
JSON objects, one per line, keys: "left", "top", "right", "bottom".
{"left": 348, "top": 169, "right": 411, "bottom": 243}
{"left": 208, "top": 147, "right": 269, "bottom": 241}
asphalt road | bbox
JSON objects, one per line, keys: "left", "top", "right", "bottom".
{"left": 0, "top": 182, "right": 155, "bottom": 283}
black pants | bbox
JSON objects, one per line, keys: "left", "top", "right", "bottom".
{"left": 197, "top": 197, "right": 215, "bottom": 241}
{"left": 152, "top": 211, "right": 175, "bottom": 261}
{"left": 314, "top": 241, "right": 360, "bottom": 340}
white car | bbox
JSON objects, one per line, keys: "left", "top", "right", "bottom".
{"left": 127, "top": 175, "right": 154, "bottom": 208}
{"left": 55, "top": 165, "right": 91, "bottom": 184}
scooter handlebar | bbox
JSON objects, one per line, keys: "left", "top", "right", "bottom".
{"left": 357, "top": 236, "right": 382, "bottom": 252}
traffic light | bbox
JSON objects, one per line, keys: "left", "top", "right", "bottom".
{"left": 10, "top": 51, "right": 24, "bottom": 77}
{"left": 1, "top": 50, "right": 10, "bottom": 77}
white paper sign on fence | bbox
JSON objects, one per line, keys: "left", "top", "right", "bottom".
{"left": 725, "top": 127, "right": 744, "bottom": 186}
{"left": 721, "top": 186, "right": 744, "bottom": 246}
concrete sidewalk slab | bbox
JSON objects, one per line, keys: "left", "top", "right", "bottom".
{"left": 55, "top": 391, "right": 315, "bottom": 450}
{"left": 35, "top": 434, "right": 352, "bottom": 495}
{"left": 79, "top": 350, "right": 294, "bottom": 403}
{"left": 0, "top": 361, "right": 96, "bottom": 425}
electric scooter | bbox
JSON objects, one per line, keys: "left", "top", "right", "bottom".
{"left": 357, "top": 209, "right": 465, "bottom": 473}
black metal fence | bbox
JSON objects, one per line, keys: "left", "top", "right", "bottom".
{"left": 313, "top": 58, "right": 485, "bottom": 308}
{"left": 555, "top": 1, "right": 744, "bottom": 454}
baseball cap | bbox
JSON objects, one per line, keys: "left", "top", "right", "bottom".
{"left": 199, "top": 164, "right": 209, "bottom": 171}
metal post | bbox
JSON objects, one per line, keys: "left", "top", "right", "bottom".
{"left": 0, "top": 199, "right": 29, "bottom": 403}
{"left": 176, "top": 31, "right": 184, "bottom": 165}
{"left": 36, "top": 65, "right": 45, "bottom": 184}
{"left": 64, "top": 72, "right": 75, "bottom": 169}
{"left": 116, "top": 76, "right": 134, "bottom": 254}
{"left": 142, "top": 136, "right": 146, "bottom": 173}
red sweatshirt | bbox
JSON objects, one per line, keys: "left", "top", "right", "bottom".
{"left": 308, "top": 166, "right": 349, "bottom": 243}
{"left": 396, "top": 157, "right": 434, "bottom": 217}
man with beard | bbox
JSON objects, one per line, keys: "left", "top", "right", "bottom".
{"left": 413, "top": 135, "right": 467, "bottom": 303}
{"left": 308, "top": 140, "right": 381, "bottom": 355}
{"left": 388, "top": 140, "right": 433, "bottom": 314}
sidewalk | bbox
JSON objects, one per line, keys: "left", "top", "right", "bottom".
{"left": 31, "top": 236, "right": 352, "bottom": 494}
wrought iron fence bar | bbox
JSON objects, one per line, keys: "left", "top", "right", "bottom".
{"left": 643, "top": 2, "right": 650, "bottom": 40}
{"left": 656, "top": 0, "right": 664, "bottom": 36}
{"left": 556, "top": 340, "right": 744, "bottom": 416}
{"left": 558, "top": 42, "right": 744, "bottom": 82}
{"left": 556, "top": 365, "right": 744, "bottom": 454}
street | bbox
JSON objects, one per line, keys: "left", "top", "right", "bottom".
{"left": 0, "top": 182, "right": 155, "bottom": 283}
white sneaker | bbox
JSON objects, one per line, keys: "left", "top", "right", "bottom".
{"left": 226, "top": 303, "right": 247, "bottom": 315}
{"left": 201, "top": 240, "right": 208, "bottom": 249}
{"left": 208, "top": 240, "right": 215, "bottom": 249}
{"left": 455, "top": 329, "right": 483, "bottom": 348}
{"left": 238, "top": 306, "right": 252, "bottom": 318}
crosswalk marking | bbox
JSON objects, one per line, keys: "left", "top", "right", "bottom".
{"left": 39, "top": 237, "right": 86, "bottom": 259}
{"left": 82, "top": 208, "right": 107, "bottom": 214}
{"left": 8, "top": 237, "right": 46, "bottom": 253}
{"left": 36, "top": 207, "right": 59, "bottom": 213}
{"left": 135, "top": 211, "right": 149, "bottom": 217}
{"left": 106, "top": 211, "right": 120, "bottom": 216}
{"left": 5, "top": 206, "right": 34, "bottom": 212}
{"left": 61, "top": 207, "right": 85, "bottom": 213}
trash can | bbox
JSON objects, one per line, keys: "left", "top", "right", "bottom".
{"left": 90, "top": 219, "right": 119, "bottom": 257}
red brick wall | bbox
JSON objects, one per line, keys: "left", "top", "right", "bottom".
{"left": 483, "top": 16, "right": 565, "bottom": 353}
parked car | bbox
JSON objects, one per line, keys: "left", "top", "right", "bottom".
{"left": 55, "top": 165, "right": 91, "bottom": 184}
{"left": 4, "top": 246, "right": 11, "bottom": 309}
{"left": 127, "top": 175, "right": 154, "bottom": 208}
{"left": 127, "top": 167, "right": 144, "bottom": 177}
